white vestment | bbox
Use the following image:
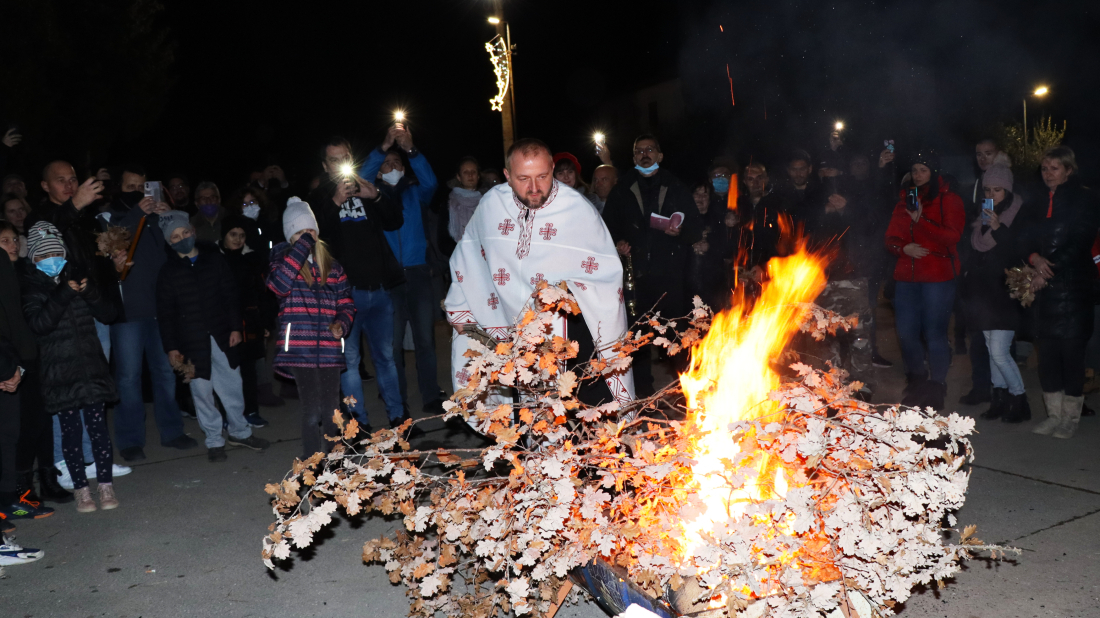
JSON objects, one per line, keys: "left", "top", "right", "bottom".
{"left": 445, "top": 180, "right": 634, "bottom": 405}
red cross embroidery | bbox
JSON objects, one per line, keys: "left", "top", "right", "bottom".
{"left": 498, "top": 219, "right": 515, "bottom": 236}
{"left": 493, "top": 268, "right": 510, "bottom": 285}
{"left": 455, "top": 270, "right": 463, "bottom": 282}
{"left": 480, "top": 246, "right": 486, "bottom": 259}
{"left": 573, "top": 281, "right": 588, "bottom": 291}
{"left": 539, "top": 222, "right": 557, "bottom": 241}
{"left": 581, "top": 256, "right": 599, "bottom": 274}
{"left": 487, "top": 293, "right": 500, "bottom": 310}
{"left": 456, "top": 369, "right": 471, "bottom": 383}
{"left": 530, "top": 273, "right": 545, "bottom": 285}
{"left": 617, "top": 287, "right": 623, "bottom": 303}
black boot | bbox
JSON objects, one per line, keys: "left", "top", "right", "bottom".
{"left": 959, "top": 386, "right": 991, "bottom": 405}
{"left": 15, "top": 470, "right": 44, "bottom": 505}
{"left": 390, "top": 413, "right": 425, "bottom": 439}
{"left": 1001, "top": 392, "right": 1032, "bottom": 423}
{"left": 902, "top": 372, "right": 928, "bottom": 398}
{"left": 980, "top": 388, "right": 1008, "bottom": 420}
{"left": 38, "top": 467, "right": 74, "bottom": 503}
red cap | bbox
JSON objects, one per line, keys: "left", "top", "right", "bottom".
{"left": 552, "top": 152, "right": 582, "bottom": 179}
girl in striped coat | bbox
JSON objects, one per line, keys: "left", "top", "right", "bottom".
{"left": 267, "top": 199, "right": 355, "bottom": 457}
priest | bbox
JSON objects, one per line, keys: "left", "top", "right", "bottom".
{"left": 445, "top": 138, "right": 634, "bottom": 407}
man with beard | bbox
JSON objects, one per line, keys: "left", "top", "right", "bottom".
{"left": 446, "top": 138, "right": 634, "bottom": 407}
{"left": 600, "top": 134, "right": 701, "bottom": 396}
{"left": 107, "top": 165, "right": 198, "bottom": 461}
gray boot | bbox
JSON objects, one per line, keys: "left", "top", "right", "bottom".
{"left": 1033, "top": 391, "right": 1064, "bottom": 435}
{"left": 1053, "top": 395, "right": 1084, "bottom": 439}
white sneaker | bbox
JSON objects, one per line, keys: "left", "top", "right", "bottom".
{"left": 0, "top": 536, "right": 44, "bottom": 565}
{"left": 85, "top": 463, "right": 133, "bottom": 479}
{"left": 55, "top": 462, "right": 74, "bottom": 490}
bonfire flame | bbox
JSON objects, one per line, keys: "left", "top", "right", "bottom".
{"left": 677, "top": 235, "right": 829, "bottom": 591}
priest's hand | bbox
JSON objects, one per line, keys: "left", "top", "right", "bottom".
{"left": 615, "top": 240, "right": 631, "bottom": 256}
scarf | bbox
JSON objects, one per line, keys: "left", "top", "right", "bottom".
{"left": 970, "top": 193, "right": 1022, "bottom": 253}
{"left": 447, "top": 187, "right": 483, "bottom": 242}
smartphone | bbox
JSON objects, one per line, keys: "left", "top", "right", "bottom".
{"left": 905, "top": 187, "right": 919, "bottom": 212}
{"left": 981, "top": 198, "right": 994, "bottom": 224}
{"left": 144, "top": 180, "right": 163, "bottom": 204}
{"left": 884, "top": 139, "right": 895, "bottom": 153}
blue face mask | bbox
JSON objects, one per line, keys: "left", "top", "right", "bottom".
{"left": 36, "top": 256, "right": 66, "bottom": 278}
{"left": 711, "top": 178, "right": 730, "bottom": 193}
{"left": 634, "top": 163, "right": 660, "bottom": 175}
{"left": 171, "top": 237, "right": 196, "bottom": 255}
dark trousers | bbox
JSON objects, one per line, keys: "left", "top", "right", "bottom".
{"left": 390, "top": 265, "right": 441, "bottom": 407}
{"left": 240, "top": 357, "right": 259, "bottom": 415}
{"left": 967, "top": 329, "right": 991, "bottom": 393}
{"left": 0, "top": 388, "right": 20, "bottom": 501}
{"left": 291, "top": 367, "right": 341, "bottom": 459}
{"left": 895, "top": 280, "right": 956, "bottom": 383}
{"left": 1037, "top": 338, "right": 1088, "bottom": 397}
{"left": 15, "top": 362, "right": 52, "bottom": 471}
{"left": 58, "top": 403, "right": 113, "bottom": 490}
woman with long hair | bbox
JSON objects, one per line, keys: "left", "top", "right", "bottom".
{"left": 884, "top": 150, "right": 965, "bottom": 410}
{"left": 267, "top": 198, "right": 355, "bottom": 457}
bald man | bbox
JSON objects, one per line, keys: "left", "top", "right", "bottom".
{"left": 34, "top": 162, "right": 105, "bottom": 283}
{"left": 589, "top": 164, "right": 618, "bottom": 213}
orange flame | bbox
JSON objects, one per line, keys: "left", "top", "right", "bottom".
{"left": 726, "top": 174, "right": 739, "bottom": 212}
{"left": 677, "top": 238, "right": 828, "bottom": 562}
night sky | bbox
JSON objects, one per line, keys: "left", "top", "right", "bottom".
{"left": 4, "top": 0, "right": 1099, "bottom": 191}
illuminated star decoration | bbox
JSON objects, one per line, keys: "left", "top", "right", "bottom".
{"left": 485, "top": 35, "right": 511, "bottom": 112}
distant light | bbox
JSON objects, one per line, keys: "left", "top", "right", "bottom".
{"left": 487, "top": 16, "right": 500, "bottom": 24}
{"left": 835, "top": 121, "right": 845, "bottom": 131}
{"left": 719, "top": 25, "right": 724, "bottom": 32}
{"left": 339, "top": 163, "right": 354, "bottom": 177}
{"left": 593, "top": 132, "right": 605, "bottom": 144}
{"left": 1033, "top": 86, "right": 1049, "bottom": 97}
{"left": 393, "top": 110, "right": 406, "bottom": 122}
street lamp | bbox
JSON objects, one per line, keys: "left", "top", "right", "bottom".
{"left": 1023, "top": 86, "right": 1049, "bottom": 148}
{"left": 486, "top": 2, "right": 516, "bottom": 157}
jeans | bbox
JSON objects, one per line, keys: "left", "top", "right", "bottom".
{"left": 983, "top": 330, "right": 1025, "bottom": 396}
{"left": 894, "top": 280, "right": 956, "bottom": 383}
{"left": 95, "top": 319, "right": 111, "bottom": 359}
{"left": 340, "top": 287, "right": 403, "bottom": 423}
{"left": 292, "top": 367, "right": 341, "bottom": 459}
{"left": 967, "top": 329, "right": 991, "bottom": 392}
{"left": 390, "top": 265, "right": 441, "bottom": 406}
{"left": 189, "top": 337, "right": 252, "bottom": 449}
{"left": 110, "top": 318, "right": 185, "bottom": 450}
{"left": 58, "top": 403, "right": 112, "bottom": 490}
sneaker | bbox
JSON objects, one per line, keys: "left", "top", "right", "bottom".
{"left": 0, "top": 537, "right": 44, "bottom": 565}
{"left": 208, "top": 447, "right": 227, "bottom": 462}
{"left": 85, "top": 463, "right": 133, "bottom": 479}
{"left": 119, "top": 447, "right": 147, "bottom": 462}
{"left": 0, "top": 491, "right": 55, "bottom": 519}
{"left": 74, "top": 487, "right": 96, "bottom": 513}
{"left": 181, "top": 409, "right": 197, "bottom": 420}
{"left": 97, "top": 483, "right": 119, "bottom": 510}
{"left": 244, "top": 413, "right": 269, "bottom": 428}
{"left": 161, "top": 435, "right": 199, "bottom": 450}
{"left": 226, "top": 435, "right": 270, "bottom": 451}
{"left": 56, "top": 462, "right": 74, "bottom": 490}
{"left": 871, "top": 353, "right": 893, "bottom": 368}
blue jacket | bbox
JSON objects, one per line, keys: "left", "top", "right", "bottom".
{"left": 362, "top": 148, "right": 437, "bottom": 268}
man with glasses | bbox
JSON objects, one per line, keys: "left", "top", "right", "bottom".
{"left": 309, "top": 137, "right": 408, "bottom": 433}
{"left": 166, "top": 174, "right": 194, "bottom": 216}
{"left": 601, "top": 134, "right": 701, "bottom": 396}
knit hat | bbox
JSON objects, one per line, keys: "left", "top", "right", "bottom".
{"left": 982, "top": 164, "right": 1014, "bottom": 193}
{"left": 220, "top": 214, "right": 255, "bottom": 248}
{"left": 910, "top": 149, "right": 941, "bottom": 175}
{"left": 157, "top": 210, "right": 192, "bottom": 240}
{"left": 552, "top": 152, "right": 582, "bottom": 179}
{"left": 283, "top": 197, "right": 318, "bottom": 241}
{"left": 27, "top": 221, "right": 66, "bottom": 260}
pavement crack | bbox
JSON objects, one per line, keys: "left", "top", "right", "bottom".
{"left": 1005, "top": 505, "right": 1100, "bottom": 544}
{"left": 970, "top": 463, "right": 1100, "bottom": 496}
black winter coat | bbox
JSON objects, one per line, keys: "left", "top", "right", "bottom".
{"left": 20, "top": 261, "right": 118, "bottom": 414}
{"left": 602, "top": 168, "right": 703, "bottom": 277}
{"left": 221, "top": 244, "right": 274, "bottom": 361}
{"left": 1015, "top": 178, "right": 1100, "bottom": 340}
{"left": 960, "top": 201, "right": 1025, "bottom": 332}
{"left": 156, "top": 242, "right": 242, "bottom": 380}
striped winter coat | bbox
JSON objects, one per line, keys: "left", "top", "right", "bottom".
{"left": 267, "top": 234, "right": 355, "bottom": 377}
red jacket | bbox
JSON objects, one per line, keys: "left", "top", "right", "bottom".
{"left": 884, "top": 178, "right": 964, "bottom": 283}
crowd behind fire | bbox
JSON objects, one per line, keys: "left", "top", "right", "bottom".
{"left": 0, "top": 117, "right": 1096, "bottom": 566}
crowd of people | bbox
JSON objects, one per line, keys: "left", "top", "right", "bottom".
{"left": 0, "top": 117, "right": 1096, "bottom": 567}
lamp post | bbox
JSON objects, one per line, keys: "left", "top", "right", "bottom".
{"left": 487, "top": 1, "right": 516, "bottom": 157}
{"left": 1023, "top": 86, "right": 1049, "bottom": 149}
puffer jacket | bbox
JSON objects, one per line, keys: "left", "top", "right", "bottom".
{"left": 1015, "top": 177, "right": 1100, "bottom": 339}
{"left": 156, "top": 241, "right": 242, "bottom": 381}
{"left": 222, "top": 243, "right": 275, "bottom": 361}
{"left": 20, "top": 261, "right": 118, "bottom": 414}
{"left": 884, "top": 178, "right": 965, "bottom": 283}
{"left": 267, "top": 234, "right": 355, "bottom": 377}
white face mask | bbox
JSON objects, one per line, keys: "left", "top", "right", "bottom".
{"left": 381, "top": 169, "right": 405, "bottom": 185}
{"left": 242, "top": 204, "right": 261, "bottom": 220}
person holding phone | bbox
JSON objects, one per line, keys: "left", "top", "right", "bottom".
{"left": 960, "top": 165, "right": 1028, "bottom": 421}
{"left": 884, "top": 150, "right": 965, "bottom": 410}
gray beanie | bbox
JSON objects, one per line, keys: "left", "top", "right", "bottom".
{"left": 27, "top": 221, "right": 67, "bottom": 260}
{"left": 283, "top": 197, "right": 319, "bottom": 241}
{"left": 982, "top": 164, "right": 1014, "bottom": 194}
{"left": 158, "top": 210, "right": 192, "bottom": 240}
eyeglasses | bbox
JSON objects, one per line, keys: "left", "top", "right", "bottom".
{"left": 168, "top": 183, "right": 187, "bottom": 190}
{"left": 242, "top": 201, "right": 257, "bottom": 207}
{"left": 633, "top": 147, "right": 657, "bottom": 156}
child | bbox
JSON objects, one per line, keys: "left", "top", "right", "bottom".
{"left": 19, "top": 222, "right": 118, "bottom": 512}
{"left": 268, "top": 198, "right": 355, "bottom": 458}
{"left": 155, "top": 211, "right": 270, "bottom": 462}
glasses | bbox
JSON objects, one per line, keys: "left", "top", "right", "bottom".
{"left": 710, "top": 173, "right": 731, "bottom": 179}
{"left": 168, "top": 183, "right": 187, "bottom": 190}
{"left": 633, "top": 147, "right": 657, "bottom": 156}
{"left": 242, "top": 201, "right": 257, "bottom": 207}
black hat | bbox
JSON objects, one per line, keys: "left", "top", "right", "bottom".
{"left": 909, "top": 149, "right": 941, "bottom": 175}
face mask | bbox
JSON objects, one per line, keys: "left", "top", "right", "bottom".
{"left": 171, "top": 237, "right": 196, "bottom": 254}
{"left": 711, "top": 178, "right": 730, "bottom": 193}
{"left": 382, "top": 169, "right": 405, "bottom": 185}
{"left": 35, "top": 256, "right": 66, "bottom": 278}
{"left": 199, "top": 203, "right": 219, "bottom": 218}
{"left": 242, "top": 204, "right": 261, "bottom": 220}
{"left": 634, "top": 163, "right": 659, "bottom": 175}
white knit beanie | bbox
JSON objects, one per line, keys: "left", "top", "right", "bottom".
{"left": 282, "top": 197, "right": 319, "bottom": 241}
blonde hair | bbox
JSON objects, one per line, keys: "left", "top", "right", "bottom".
{"left": 299, "top": 239, "right": 333, "bottom": 287}
{"left": 1042, "top": 145, "right": 1078, "bottom": 175}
